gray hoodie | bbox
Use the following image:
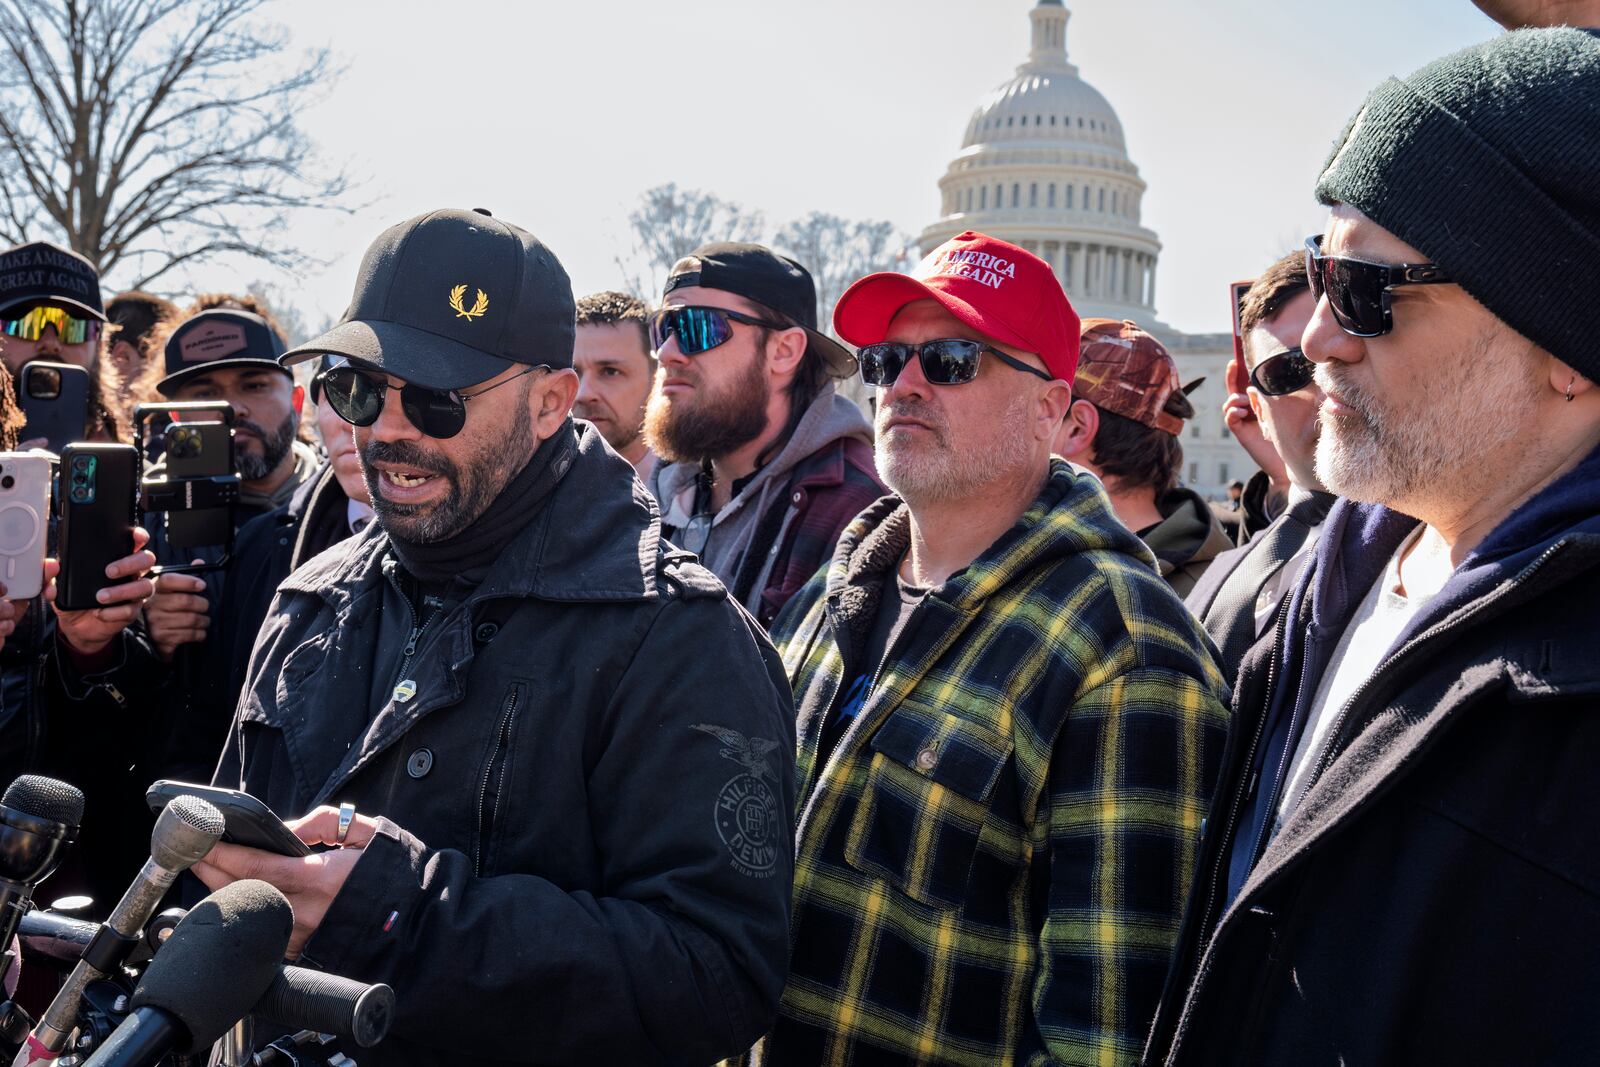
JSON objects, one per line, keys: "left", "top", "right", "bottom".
{"left": 650, "top": 384, "right": 874, "bottom": 614}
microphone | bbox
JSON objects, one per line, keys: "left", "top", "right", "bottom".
{"left": 0, "top": 776, "right": 84, "bottom": 985}
{"left": 18, "top": 796, "right": 223, "bottom": 1064}
{"left": 81, "top": 879, "right": 291, "bottom": 1067}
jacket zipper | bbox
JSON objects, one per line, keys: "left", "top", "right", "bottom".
{"left": 474, "top": 685, "right": 521, "bottom": 876}
{"left": 385, "top": 571, "right": 436, "bottom": 692}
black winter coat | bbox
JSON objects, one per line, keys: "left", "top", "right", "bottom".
{"left": 215, "top": 425, "right": 797, "bottom": 1066}
{"left": 1146, "top": 452, "right": 1600, "bottom": 1067}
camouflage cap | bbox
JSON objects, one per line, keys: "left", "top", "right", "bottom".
{"left": 1072, "top": 318, "right": 1192, "bottom": 436}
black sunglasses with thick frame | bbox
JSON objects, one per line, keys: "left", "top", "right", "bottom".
{"left": 1248, "top": 345, "right": 1317, "bottom": 397}
{"left": 1304, "top": 234, "right": 1454, "bottom": 338}
{"left": 647, "top": 305, "right": 792, "bottom": 356}
{"left": 858, "top": 338, "right": 1052, "bottom": 387}
{"left": 320, "top": 364, "right": 543, "bottom": 439}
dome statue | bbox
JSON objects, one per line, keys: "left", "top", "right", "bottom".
{"left": 919, "top": 0, "right": 1165, "bottom": 323}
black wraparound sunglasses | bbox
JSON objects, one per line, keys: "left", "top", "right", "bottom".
{"left": 858, "top": 338, "right": 1051, "bottom": 387}
{"left": 321, "top": 365, "right": 542, "bottom": 439}
{"left": 1304, "top": 234, "right": 1453, "bottom": 338}
{"left": 1249, "top": 346, "right": 1316, "bottom": 397}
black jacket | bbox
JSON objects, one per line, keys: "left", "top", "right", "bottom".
{"left": 1146, "top": 445, "right": 1600, "bottom": 1066}
{"left": 213, "top": 465, "right": 353, "bottom": 732}
{"left": 216, "top": 424, "right": 797, "bottom": 1066}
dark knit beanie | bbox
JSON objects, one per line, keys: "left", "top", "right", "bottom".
{"left": 1315, "top": 28, "right": 1600, "bottom": 379}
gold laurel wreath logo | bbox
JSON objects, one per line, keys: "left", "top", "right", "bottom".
{"left": 448, "top": 284, "right": 489, "bottom": 321}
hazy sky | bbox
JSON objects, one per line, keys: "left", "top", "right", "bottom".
{"left": 189, "top": 0, "right": 1500, "bottom": 337}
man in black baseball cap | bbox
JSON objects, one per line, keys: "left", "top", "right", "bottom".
{"left": 0, "top": 240, "right": 107, "bottom": 375}
{"left": 141, "top": 306, "right": 319, "bottom": 709}
{"left": 644, "top": 241, "right": 883, "bottom": 628}
{"left": 195, "top": 208, "right": 796, "bottom": 1065}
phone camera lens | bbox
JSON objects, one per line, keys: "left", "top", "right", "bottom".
{"left": 72, "top": 456, "right": 89, "bottom": 472}
{"left": 1, "top": 477, "right": 13, "bottom": 491}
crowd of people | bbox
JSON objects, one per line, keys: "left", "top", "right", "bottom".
{"left": 0, "top": 5, "right": 1595, "bottom": 1064}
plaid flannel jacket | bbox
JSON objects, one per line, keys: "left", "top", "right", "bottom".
{"left": 758, "top": 461, "right": 1232, "bottom": 1067}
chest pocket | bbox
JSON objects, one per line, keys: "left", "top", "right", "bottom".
{"left": 844, "top": 701, "right": 1013, "bottom": 909}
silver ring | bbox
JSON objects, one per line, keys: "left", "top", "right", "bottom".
{"left": 336, "top": 802, "right": 356, "bottom": 845}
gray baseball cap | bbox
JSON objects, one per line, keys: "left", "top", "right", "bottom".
{"left": 281, "top": 208, "right": 575, "bottom": 390}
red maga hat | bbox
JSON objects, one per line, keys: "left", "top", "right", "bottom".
{"left": 833, "top": 231, "right": 1080, "bottom": 383}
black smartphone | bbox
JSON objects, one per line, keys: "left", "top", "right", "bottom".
{"left": 19, "top": 361, "right": 90, "bottom": 455}
{"left": 161, "top": 419, "right": 235, "bottom": 549}
{"left": 145, "top": 780, "right": 311, "bottom": 858}
{"left": 57, "top": 443, "right": 138, "bottom": 612}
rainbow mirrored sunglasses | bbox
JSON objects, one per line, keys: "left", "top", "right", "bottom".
{"left": 1, "top": 305, "right": 97, "bottom": 345}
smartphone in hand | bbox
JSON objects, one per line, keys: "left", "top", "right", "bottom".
{"left": 0, "top": 453, "right": 51, "bottom": 600}
{"left": 19, "top": 361, "right": 91, "bottom": 455}
{"left": 57, "top": 443, "right": 138, "bottom": 612}
{"left": 146, "top": 780, "right": 312, "bottom": 857}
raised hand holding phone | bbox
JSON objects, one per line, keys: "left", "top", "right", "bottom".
{"left": 44, "top": 528, "right": 157, "bottom": 658}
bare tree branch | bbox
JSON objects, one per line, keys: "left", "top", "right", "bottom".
{"left": 0, "top": 0, "right": 350, "bottom": 288}
{"left": 773, "top": 212, "right": 911, "bottom": 331}
{"left": 619, "top": 183, "right": 765, "bottom": 299}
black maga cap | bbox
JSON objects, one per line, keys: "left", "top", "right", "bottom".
{"left": 281, "top": 207, "right": 576, "bottom": 391}
{"left": 0, "top": 241, "right": 105, "bottom": 321}
{"left": 664, "top": 242, "right": 857, "bottom": 378}
{"left": 157, "top": 309, "right": 289, "bottom": 397}
{"left": 132, "top": 878, "right": 293, "bottom": 1053}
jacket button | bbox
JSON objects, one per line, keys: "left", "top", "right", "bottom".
{"left": 406, "top": 748, "right": 433, "bottom": 778}
{"left": 474, "top": 622, "right": 499, "bottom": 643}
{"left": 916, "top": 747, "right": 937, "bottom": 771}
{"left": 791, "top": 491, "right": 804, "bottom": 505}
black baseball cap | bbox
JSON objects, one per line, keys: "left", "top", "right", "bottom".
{"left": 664, "top": 243, "right": 858, "bottom": 378}
{"left": 281, "top": 208, "right": 575, "bottom": 391}
{"left": 0, "top": 241, "right": 106, "bottom": 321}
{"left": 157, "top": 309, "right": 289, "bottom": 397}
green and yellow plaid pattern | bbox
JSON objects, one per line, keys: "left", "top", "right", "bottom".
{"left": 759, "top": 461, "right": 1231, "bottom": 1067}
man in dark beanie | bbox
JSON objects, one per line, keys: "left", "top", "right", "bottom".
{"left": 1146, "top": 28, "right": 1600, "bottom": 1066}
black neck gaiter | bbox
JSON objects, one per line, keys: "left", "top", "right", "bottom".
{"left": 387, "top": 420, "right": 577, "bottom": 590}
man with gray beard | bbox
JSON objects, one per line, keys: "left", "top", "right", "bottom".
{"left": 758, "top": 231, "right": 1231, "bottom": 1064}
{"left": 1146, "top": 27, "right": 1600, "bottom": 1066}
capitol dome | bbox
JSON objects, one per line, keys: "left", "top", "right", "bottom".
{"left": 919, "top": 1, "right": 1164, "bottom": 321}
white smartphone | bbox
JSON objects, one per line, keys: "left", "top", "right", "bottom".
{"left": 0, "top": 453, "right": 52, "bottom": 601}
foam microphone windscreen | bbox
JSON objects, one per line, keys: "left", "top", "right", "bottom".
{"left": 2, "top": 775, "right": 85, "bottom": 828}
{"left": 131, "top": 879, "right": 294, "bottom": 1053}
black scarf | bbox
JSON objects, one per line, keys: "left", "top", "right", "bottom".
{"left": 387, "top": 420, "right": 577, "bottom": 590}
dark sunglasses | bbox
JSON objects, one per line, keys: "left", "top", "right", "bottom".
{"left": 859, "top": 338, "right": 1051, "bottom": 387}
{"left": 1304, "top": 234, "right": 1453, "bottom": 338}
{"left": 1249, "top": 346, "right": 1316, "bottom": 397}
{"left": 321, "top": 365, "right": 542, "bottom": 439}
{"left": 648, "top": 305, "right": 791, "bottom": 356}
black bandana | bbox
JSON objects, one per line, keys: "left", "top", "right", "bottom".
{"left": 387, "top": 420, "right": 577, "bottom": 589}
